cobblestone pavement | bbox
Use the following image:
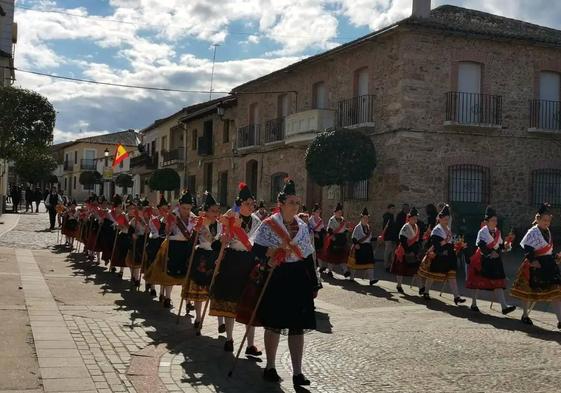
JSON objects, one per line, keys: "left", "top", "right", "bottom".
{"left": 3, "top": 212, "right": 561, "bottom": 393}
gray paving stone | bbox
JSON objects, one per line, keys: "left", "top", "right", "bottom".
{"left": 42, "top": 377, "right": 96, "bottom": 392}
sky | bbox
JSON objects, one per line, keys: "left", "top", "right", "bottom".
{"left": 8, "top": 0, "right": 561, "bottom": 143}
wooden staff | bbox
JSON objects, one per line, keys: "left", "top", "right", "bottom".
{"left": 140, "top": 229, "right": 149, "bottom": 275}
{"left": 176, "top": 230, "right": 201, "bottom": 324}
{"left": 109, "top": 226, "right": 119, "bottom": 268}
{"left": 196, "top": 239, "right": 228, "bottom": 335}
{"left": 92, "top": 219, "right": 103, "bottom": 255}
{"left": 228, "top": 265, "right": 277, "bottom": 378}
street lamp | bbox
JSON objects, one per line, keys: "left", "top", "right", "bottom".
{"left": 104, "top": 148, "right": 109, "bottom": 157}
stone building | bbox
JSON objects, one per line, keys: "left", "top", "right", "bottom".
{"left": 132, "top": 96, "right": 238, "bottom": 207}
{"left": 230, "top": 0, "right": 561, "bottom": 239}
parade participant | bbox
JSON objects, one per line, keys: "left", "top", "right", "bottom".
{"left": 109, "top": 198, "right": 131, "bottom": 278}
{"left": 62, "top": 200, "right": 79, "bottom": 247}
{"left": 256, "top": 200, "right": 269, "bottom": 221}
{"left": 466, "top": 206, "right": 516, "bottom": 314}
{"left": 146, "top": 191, "right": 197, "bottom": 309}
{"left": 382, "top": 204, "right": 398, "bottom": 272}
{"left": 511, "top": 203, "right": 561, "bottom": 327}
{"left": 248, "top": 179, "right": 318, "bottom": 386}
{"left": 45, "top": 188, "right": 63, "bottom": 231}
{"left": 100, "top": 196, "right": 120, "bottom": 266}
{"left": 127, "top": 200, "right": 148, "bottom": 289}
{"left": 209, "top": 182, "right": 262, "bottom": 355}
{"left": 143, "top": 198, "right": 167, "bottom": 297}
{"left": 183, "top": 191, "right": 224, "bottom": 332}
{"left": 321, "top": 203, "right": 350, "bottom": 277}
{"left": 347, "top": 208, "right": 378, "bottom": 285}
{"left": 391, "top": 207, "right": 422, "bottom": 293}
{"left": 309, "top": 204, "right": 325, "bottom": 268}
{"left": 84, "top": 198, "right": 100, "bottom": 262}
{"left": 417, "top": 205, "right": 466, "bottom": 304}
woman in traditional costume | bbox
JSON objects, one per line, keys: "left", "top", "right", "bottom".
{"left": 466, "top": 206, "right": 516, "bottom": 314}
{"left": 209, "top": 182, "right": 262, "bottom": 355}
{"left": 183, "top": 191, "right": 225, "bottom": 333}
{"left": 142, "top": 199, "right": 167, "bottom": 297}
{"left": 100, "top": 196, "right": 120, "bottom": 266}
{"left": 391, "top": 207, "right": 422, "bottom": 293}
{"left": 250, "top": 179, "right": 318, "bottom": 386}
{"left": 126, "top": 201, "right": 148, "bottom": 289}
{"left": 62, "top": 200, "right": 79, "bottom": 247}
{"left": 109, "top": 199, "right": 132, "bottom": 278}
{"left": 256, "top": 200, "right": 269, "bottom": 221}
{"left": 511, "top": 203, "right": 561, "bottom": 327}
{"left": 417, "top": 205, "right": 466, "bottom": 304}
{"left": 309, "top": 204, "right": 326, "bottom": 270}
{"left": 321, "top": 203, "right": 350, "bottom": 278}
{"left": 347, "top": 208, "right": 378, "bottom": 285}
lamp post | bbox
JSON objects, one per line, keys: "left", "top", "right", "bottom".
{"left": 103, "top": 148, "right": 110, "bottom": 199}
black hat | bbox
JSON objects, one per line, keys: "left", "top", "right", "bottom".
{"left": 237, "top": 182, "right": 253, "bottom": 202}
{"left": 112, "top": 194, "right": 122, "bottom": 207}
{"left": 302, "top": 205, "right": 308, "bottom": 213}
{"left": 258, "top": 200, "right": 265, "bottom": 209}
{"left": 179, "top": 190, "right": 194, "bottom": 205}
{"left": 140, "top": 198, "right": 150, "bottom": 208}
{"left": 334, "top": 202, "right": 343, "bottom": 212}
{"left": 278, "top": 178, "right": 296, "bottom": 202}
{"left": 484, "top": 206, "right": 497, "bottom": 220}
{"left": 157, "top": 196, "right": 168, "bottom": 208}
{"left": 409, "top": 207, "right": 419, "bottom": 217}
{"left": 203, "top": 191, "right": 218, "bottom": 211}
{"left": 438, "top": 204, "right": 450, "bottom": 218}
{"left": 312, "top": 203, "right": 320, "bottom": 212}
{"left": 538, "top": 203, "right": 551, "bottom": 215}
{"left": 361, "top": 207, "right": 369, "bottom": 216}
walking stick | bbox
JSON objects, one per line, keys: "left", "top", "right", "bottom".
{"left": 110, "top": 227, "right": 119, "bottom": 269}
{"left": 228, "top": 265, "right": 277, "bottom": 378}
{"left": 177, "top": 231, "right": 201, "bottom": 324}
{"left": 92, "top": 220, "right": 103, "bottom": 255}
{"left": 197, "top": 240, "right": 228, "bottom": 334}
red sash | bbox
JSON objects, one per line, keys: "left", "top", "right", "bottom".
{"left": 470, "top": 228, "right": 501, "bottom": 272}
{"left": 521, "top": 235, "right": 554, "bottom": 281}
{"left": 176, "top": 216, "right": 193, "bottom": 240}
{"left": 266, "top": 217, "right": 304, "bottom": 263}
{"left": 225, "top": 216, "right": 252, "bottom": 251}
{"left": 151, "top": 217, "right": 161, "bottom": 232}
{"left": 395, "top": 224, "right": 419, "bottom": 261}
{"left": 312, "top": 217, "right": 323, "bottom": 232}
{"left": 324, "top": 218, "right": 346, "bottom": 251}
{"left": 357, "top": 225, "right": 371, "bottom": 244}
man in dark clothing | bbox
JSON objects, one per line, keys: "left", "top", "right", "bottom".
{"left": 34, "top": 187, "right": 43, "bottom": 213}
{"left": 11, "top": 186, "right": 20, "bottom": 213}
{"left": 45, "top": 189, "right": 62, "bottom": 230}
{"left": 382, "top": 204, "right": 397, "bottom": 271}
{"left": 395, "top": 204, "right": 410, "bottom": 232}
{"left": 25, "top": 187, "right": 33, "bottom": 213}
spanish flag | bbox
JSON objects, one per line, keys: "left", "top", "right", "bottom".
{"left": 112, "top": 144, "right": 129, "bottom": 168}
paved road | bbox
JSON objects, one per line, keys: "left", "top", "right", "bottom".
{"left": 2, "top": 212, "right": 561, "bottom": 393}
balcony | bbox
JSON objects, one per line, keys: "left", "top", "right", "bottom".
{"left": 130, "top": 152, "right": 158, "bottom": 169}
{"left": 263, "top": 118, "right": 285, "bottom": 144}
{"left": 529, "top": 99, "right": 561, "bottom": 132}
{"left": 336, "top": 95, "right": 375, "bottom": 128}
{"left": 198, "top": 136, "right": 213, "bottom": 156}
{"left": 445, "top": 91, "right": 502, "bottom": 128}
{"left": 161, "top": 148, "right": 184, "bottom": 167}
{"left": 80, "top": 159, "right": 97, "bottom": 171}
{"left": 237, "top": 124, "right": 260, "bottom": 149}
{"left": 63, "top": 161, "right": 73, "bottom": 171}
{"left": 285, "top": 109, "right": 334, "bottom": 143}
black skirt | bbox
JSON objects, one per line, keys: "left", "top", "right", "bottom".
{"left": 329, "top": 233, "right": 348, "bottom": 252}
{"left": 530, "top": 255, "right": 561, "bottom": 290}
{"left": 112, "top": 233, "right": 131, "bottom": 267}
{"left": 211, "top": 249, "right": 256, "bottom": 303}
{"left": 190, "top": 248, "right": 218, "bottom": 287}
{"left": 258, "top": 257, "right": 317, "bottom": 331}
{"left": 313, "top": 230, "right": 325, "bottom": 251}
{"left": 480, "top": 255, "right": 506, "bottom": 280}
{"left": 145, "top": 237, "right": 163, "bottom": 266}
{"left": 166, "top": 240, "right": 193, "bottom": 278}
{"left": 355, "top": 242, "right": 374, "bottom": 264}
{"left": 130, "top": 236, "right": 147, "bottom": 266}
{"left": 430, "top": 245, "right": 457, "bottom": 273}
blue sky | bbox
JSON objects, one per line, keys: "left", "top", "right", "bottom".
{"left": 11, "top": 0, "right": 561, "bottom": 142}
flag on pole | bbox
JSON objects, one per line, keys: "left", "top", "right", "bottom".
{"left": 112, "top": 144, "right": 129, "bottom": 168}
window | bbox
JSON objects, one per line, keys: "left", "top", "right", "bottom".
{"left": 64, "top": 177, "right": 67, "bottom": 191}
{"left": 312, "top": 81, "right": 327, "bottom": 109}
{"left": 219, "top": 171, "right": 228, "bottom": 206}
{"left": 204, "top": 162, "right": 213, "bottom": 193}
{"left": 532, "top": 169, "right": 561, "bottom": 207}
{"left": 246, "top": 160, "right": 258, "bottom": 199}
{"left": 73, "top": 176, "right": 76, "bottom": 190}
{"left": 448, "top": 164, "right": 490, "bottom": 203}
{"left": 344, "top": 179, "right": 368, "bottom": 200}
{"left": 119, "top": 160, "right": 124, "bottom": 169}
{"left": 277, "top": 94, "right": 289, "bottom": 118}
{"left": 354, "top": 67, "right": 369, "bottom": 97}
{"left": 74, "top": 151, "right": 78, "bottom": 164}
{"left": 249, "top": 103, "right": 259, "bottom": 125}
{"left": 537, "top": 72, "right": 561, "bottom": 129}
{"left": 192, "top": 129, "right": 198, "bottom": 150}
{"left": 187, "top": 175, "right": 196, "bottom": 193}
{"left": 271, "top": 172, "right": 288, "bottom": 202}
{"left": 223, "top": 120, "right": 230, "bottom": 143}
{"left": 161, "top": 136, "right": 167, "bottom": 152}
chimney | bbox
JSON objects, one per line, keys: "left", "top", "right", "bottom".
{"left": 411, "top": 0, "right": 431, "bottom": 18}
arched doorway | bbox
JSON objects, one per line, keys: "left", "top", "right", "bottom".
{"left": 246, "top": 160, "right": 258, "bottom": 198}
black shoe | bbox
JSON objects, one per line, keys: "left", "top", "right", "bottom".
{"left": 158, "top": 294, "right": 164, "bottom": 303}
{"left": 134, "top": 279, "right": 141, "bottom": 289}
{"left": 343, "top": 271, "right": 351, "bottom": 278}
{"left": 418, "top": 286, "right": 425, "bottom": 295}
{"left": 263, "top": 368, "right": 281, "bottom": 383}
{"left": 385, "top": 267, "right": 390, "bottom": 273}
{"left": 110, "top": 267, "right": 116, "bottom": 273}
{"left": 145, "top": 284, "right": 152, "bottom": 293}
{"left": 150, "top": 289, "right": 157, "bottom": 297}
{"left": 521, "top": 316, "right": 533, "bottom": 325}
{"left": 470, "top": 305, "right": 480, "bottom": 312}
{"left": 245, "top": 346, "right": 262, "bottom": 357}
{"left": 454, "top": 297, "right": 466, "bottom": 305}
{"left": 396, "top": 285, "right": 404, "bottom": 294}
{"left": 163, "top": 298, "right": 173, "bottom": 309}
{"left": 118, "top": 271, "right": 124, "bottom": 278}
{"left": 557, "top": 321, "right": 561, "bottom": 330}
{"left": 319, "top": 267, "right": 327, "bottom": 273}
{"left": 502, "top": 305, "right": 516, "bottom": 315}
{"left": 369, "top": 280, "right": 379, "bottom": 286}
{"left": 187, "top": 302, "right": 195, "bottom": 311}
{"left": 224, "top": 339, "right": 234, "bottom": 352}
{"left": 326, "top": 271, "right": 334, "bottom": 278}
{"left": 423, "top": 293, "right": 431, "bottom": 301}
{"left": 193, "top": 321, "right": 200, "bottom": 329}
{"left": 293, "top": 374, "right": 311, "bottom": 386}
{"left": 218, "top": 323, "right": 226, "bottom": 334}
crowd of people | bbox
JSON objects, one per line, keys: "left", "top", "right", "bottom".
{"left": 50, "top": 177, "right": 561, "bottom": 386}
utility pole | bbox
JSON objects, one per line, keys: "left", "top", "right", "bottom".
{"left": 209, "top": 44, "right": 219, "bottom": 100}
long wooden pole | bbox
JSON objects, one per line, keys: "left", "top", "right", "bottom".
{"left": 110, "top": 227, "right": 119, "bottom": 269}
{"left": 176, "top": 231, "right": 200, "bottom": 324}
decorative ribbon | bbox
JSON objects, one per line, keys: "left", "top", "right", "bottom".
{"left": 265, "top": 217, "right": 304, "bottom": 264}
{"left": 224, "top": 215, "right": 252, "bottom": 251}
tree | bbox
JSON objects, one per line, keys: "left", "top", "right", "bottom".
{"left": 115, "top": 173, "right": 134, "bottom": 195}
{"left": 47, "top": 174, "right": 59, "bottom": 185}
{"left": 305, "top": 128, "right": 377, "bottom": 187}
{"left": 148, "top": 168, "right": 180, "bottom": 191}
{"left": 79, "top": 171, "right": 102, "bottom": 191}
{"left": 0, "top": 87, "right": 55, "bottom": 161}
{"left": 13, "top": 147, "right": 58, "bottom": 185}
